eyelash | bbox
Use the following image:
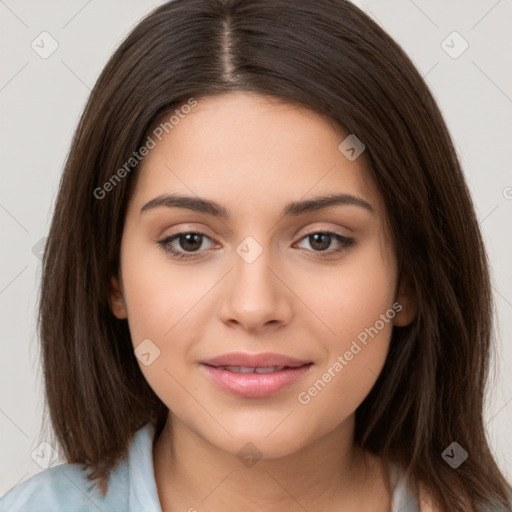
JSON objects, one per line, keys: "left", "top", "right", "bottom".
{"left": 157, "top": 230, "right": 356, "bottom": 260}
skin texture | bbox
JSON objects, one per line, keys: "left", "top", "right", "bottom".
{"left": 110, "top": 91, "right": 416, "bottom": 511}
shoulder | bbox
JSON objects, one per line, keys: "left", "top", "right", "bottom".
{"left": 0, "top": 460, "right": 129, "bottom": 512}
{"left": 390, "top": 465, "right": 444, "bottom": 512}
{"left": 389, "top": 461, "right": 443, "bottom": 512}
{"left": 360, "top": 452, "right": 422, "bottom": 512}
{"left": 0, "top": 422, "right": 159, "bottom": 512}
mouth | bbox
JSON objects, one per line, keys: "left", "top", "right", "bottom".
{"left": 207, "top": 365, "right": 301, "bottom": 373}
{"left": 200, "top": 352, "right": 313, "bottom": 398}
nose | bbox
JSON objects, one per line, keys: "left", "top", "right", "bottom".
{"left": 217, "top": 244, "right": 293, "bottom": 334}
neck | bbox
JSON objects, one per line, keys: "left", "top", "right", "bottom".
{"left": 152, "top": 412, "right": 390, "bottom": 511}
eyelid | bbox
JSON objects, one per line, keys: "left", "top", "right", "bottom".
{"left": 159, "top": 222, "right": 352, "bottom": 245}
{"left": 158, "top": 223, "right": 215, "bottom": 237}
{"left": 296, "top": 223, "right": 351, "bottom": 237}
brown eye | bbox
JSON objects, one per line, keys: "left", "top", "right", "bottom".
{"left": 176, "top": 233, "right": 203, "bottom": 252}
{"left": 295, "top": 231, "right": 356, "bottom": 258}
{"left": 157, "top": 232, "right": 215, "bottom": 260}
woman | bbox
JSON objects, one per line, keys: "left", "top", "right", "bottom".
{"left": 1, "top": 1, "right": 510, "bottom": 510}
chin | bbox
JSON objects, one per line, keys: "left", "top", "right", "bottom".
{"left": 210, "top": 425, "right": 311, "bottom": 461}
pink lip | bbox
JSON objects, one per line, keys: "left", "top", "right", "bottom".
{"left": 200, "top": 352, "right": 313, "bottom": 398}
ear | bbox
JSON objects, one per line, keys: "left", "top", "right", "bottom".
{"left": 109, "top": 275, "right": 128, "bottom": 319}
{"left": 393, "top": 274, "right": 418, "bottom": 327}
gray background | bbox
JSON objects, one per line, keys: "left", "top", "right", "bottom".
{"left": 1, "top": 0, "right": 511, "bottom": 495}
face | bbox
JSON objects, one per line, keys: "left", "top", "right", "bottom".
{"left": 110, "top": 91, "right": 415, "bottom": 459}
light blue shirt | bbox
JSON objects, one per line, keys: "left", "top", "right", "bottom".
{"left": 0, "top": 422, "right": 420, "bottom": 511}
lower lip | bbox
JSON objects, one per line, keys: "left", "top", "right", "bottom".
{"left": 201, "top": 364, "right": 312, "bottom": 398}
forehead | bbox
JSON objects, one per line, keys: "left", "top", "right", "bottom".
{"left": 130, "top": 91, "right": 381, "bottom": 217}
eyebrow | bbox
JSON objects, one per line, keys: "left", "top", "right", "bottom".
{"left": 140, "top": 192, "right": 374, "bottom": 218}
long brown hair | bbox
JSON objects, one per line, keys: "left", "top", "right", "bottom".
{"left": 38, "top": 0, "right": 511, "bottom": 510}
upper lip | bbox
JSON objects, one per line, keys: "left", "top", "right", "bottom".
{"left": 201, "top": 352, "right": 312, "bottom": 368}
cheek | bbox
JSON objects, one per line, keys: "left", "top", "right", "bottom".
{"left": 119, "top": 245, "right": 217, "bottom": 405}
{"left": 120, "top": 242, "right": 211, "bottom": 345}
{"left": 293, "top": 247, "right": 396, "bottom": 421}
{"left": 295, "top": 297, "right": 393, "bottom": 439}
{"left": 326, "top": 270, "right": 395, "bottom": 347}
{"left": 298, "top": 239, "right": 396, "bottom": 348}
{"left": 119, "top": 254, "right": 199, "bottom": 410}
